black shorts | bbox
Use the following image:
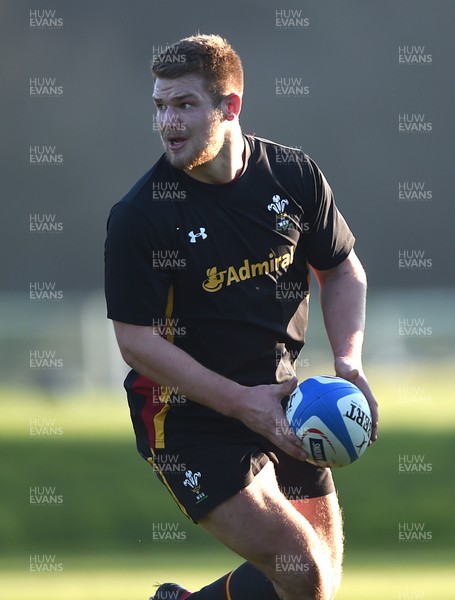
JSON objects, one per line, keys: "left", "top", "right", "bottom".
{"left": 126, "top": 372, "right": 335, "bottom": 523}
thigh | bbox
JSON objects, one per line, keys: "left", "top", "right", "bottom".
{"left": 269, "top": 432, "right": 343, "bottom": 572}
{"left": 199, "top": 461, "right": 330, "bottom": 580}
{"left": 149, "top": 441, "right": 269, "bottom": 523}
{"left": 291, "top": 493, "right": 344, "bottom": 562}
{"left": 291, "top": 492, "right": 344, "bottom": 594}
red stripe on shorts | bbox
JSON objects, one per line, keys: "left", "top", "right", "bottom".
{"left": 131, "top": 374, "right": 163, "bottom": 449}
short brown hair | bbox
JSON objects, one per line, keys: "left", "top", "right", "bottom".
{"left": 151, "top": 34, "right": 244, "bottom": 99}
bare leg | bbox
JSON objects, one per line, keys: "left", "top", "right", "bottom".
{"left": 291, "top": 493, "right": 344, "bottom": 598}
{"left": 199, "top": 462, "right": 334, "bottom": 600}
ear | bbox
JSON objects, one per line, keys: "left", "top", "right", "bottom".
{"left": 222, "top": 93, "right": 242, "bottom": 121}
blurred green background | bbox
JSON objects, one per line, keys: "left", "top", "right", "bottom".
{"left": 1, "top": 362, "right": 454, "bottom": 599}
{"left": 1, "top": 1, "right": 455, "bottom": 598}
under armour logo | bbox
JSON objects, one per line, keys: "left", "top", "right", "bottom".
{"left": 188, "top": 228, "right": 207, "bottom": 243}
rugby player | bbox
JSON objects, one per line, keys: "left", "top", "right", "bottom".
{"left": 104, "top": 34, "right": 378, "bottom": 600}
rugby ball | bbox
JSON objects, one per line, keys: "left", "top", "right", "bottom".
{"left": 285, "top": 376, "right": 372, "bottom": 468}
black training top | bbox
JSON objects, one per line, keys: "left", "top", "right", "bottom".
{"left": 104, "top": 134, "right": 355, "bottom": 387}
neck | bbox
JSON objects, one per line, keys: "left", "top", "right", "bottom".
{"left": 184, "top": 126, "right": 245, "bottom": 184}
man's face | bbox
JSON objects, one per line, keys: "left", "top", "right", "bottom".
{"left": 153, "top": 74, "right": 226, "bottom": 171}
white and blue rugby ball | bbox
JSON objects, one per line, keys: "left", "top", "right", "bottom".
{"left": 285, "top": 376, "right": 372, "bottom": 468}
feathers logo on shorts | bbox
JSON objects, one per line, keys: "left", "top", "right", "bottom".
{"left": 183, "top": 470, "right": 208, "bottom": 504}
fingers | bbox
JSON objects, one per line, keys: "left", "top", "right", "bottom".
{"left": 336, "top": 366, "right": 359, "bottom": 383}
{"left": 335, "top": 359, "right": 379, "bottom": 444}
{"left": 367, "top": 397, "right": 379, "bottom": 444}
{"left": 258, "top": 380, "right": 307, "bottom": 460}
{"left": 351, "top": 374, "right": 379, "bottom": 444}
{"left": 242, "top": 378, "right": 308, "bottom": 461}
{"left": 276, "top": 376, "right": 298, "bottom": 396}
{"left": 273, "top": 380, "right": 307, "bottom": 461}
{"left": 351, "top": 377, "right": 378, "bottom": 443}
{"left": 273, "top": 415, "right": 308, "bottom": 461}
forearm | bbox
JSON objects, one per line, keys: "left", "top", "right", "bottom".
{"left": 113, "top": 322, "right": 243, "bottom": 417}
{"left": 113, "top": 320, "right": 306, "bottom": 459}
{"left": 315, "top": 253, "right": 379, "bottom": 441}
{"left": 316, "top": 253, "right": 367, "bottom": 363}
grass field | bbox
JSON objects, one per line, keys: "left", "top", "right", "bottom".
{"left": 2, "top": 552, "right": 454, "bottom": 600}
{"left": 1, "top": 363, "right": 454, "bottom": 599}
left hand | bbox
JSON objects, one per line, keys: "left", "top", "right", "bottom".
{"left": 334, "top": 356, "right": 379, "bottom": 444}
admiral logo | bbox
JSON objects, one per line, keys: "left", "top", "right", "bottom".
{"left": 398, "top": 318, "right": 432, "bottom": 337}
{"left": 398, "top": 182, "right": 432, "bottom": 202}
{"left": 202, "top": 246, "right": 295, "bottom": 293}
{"left": 398, "top": 114, "right": 432, "bottom": 133}
{"left": 30, "top": 214, "right": 63, "bottom": 233}
{"left": 398, "top": 45, "right": 432, "bottom": 65}
{"left": 152, "top": 182, "right": 186, "bottom": 201}
{"left": 30, "top": 281, "right": 63, "bottom": 301}
{"left": 275, "top": 10, "right": 310, "bottom": 29}
{"left": 29, "top": 9, "right": 63, "bottom": 29}
{"left": 30, "top": 145, "right": 63, "bottom": 165}
{"left": 276, "top": 77, "right": 309, "bottom": 97}
{"left": 398, "top": 250, "right": 432, "bottom": 269}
